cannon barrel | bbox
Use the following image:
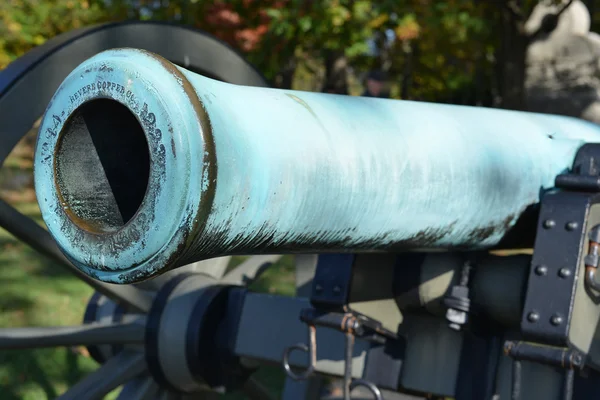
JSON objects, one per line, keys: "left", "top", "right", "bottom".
{"left": 34, "top": 48, "right": 600, "bottom": 283}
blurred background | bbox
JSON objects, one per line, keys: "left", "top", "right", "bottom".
{"left": 1, "top": 0, "right": 600, "bottom": 399}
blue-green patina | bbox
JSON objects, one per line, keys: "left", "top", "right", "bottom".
{"left": 34, "top": 48, "right": 600, "bottom": 283}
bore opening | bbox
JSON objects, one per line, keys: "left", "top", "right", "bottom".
{"left": 55, "top": 99, "right": 150, "bottom": 234}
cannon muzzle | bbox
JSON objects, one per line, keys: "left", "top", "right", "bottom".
{"left": 34, "top": 48, "right": 600, "bottom": 283}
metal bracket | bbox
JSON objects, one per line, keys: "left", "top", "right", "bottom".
{"left": 520, "top": 190, "right": 591, "bottom": 345}
{"left": 521, "top": 144, "right": 600, "bottom": 346}
{"left": 504, "top": 341, "right": 585, "bottom": 400}
{"left": 282, "top": 254, "right": 404, "bottom": 400}
{"left": 282, "top": 310, "right": 384, "bottom": 400}
{"left": 309, "top": 254, "right": 356, "bottom": 308}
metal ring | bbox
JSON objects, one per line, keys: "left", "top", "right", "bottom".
{"left": 282, "top": 343, "right": 315, "bottom": 381}
{"left": 350, "top": 379, "right": 383, "bottom": 400}
{"left": 586, "top": 265, "right": 600, "bottom": 292}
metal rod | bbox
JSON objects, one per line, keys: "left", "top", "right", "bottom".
{"left": 511, "top": 359, "right": 522, "bottom": 400}
{"left": 242, "top": 376, "right": 277, "bottom": 400}
{"left": 0, "top": 198, "right": 152, "bottom": 312}
{"left": 116, "top": 375, "right": 159, "bottom": 400}
{"left": 282, "top": 324, "right": 317, "bottom": 381}
{"left": 343, "top": 332, "right": 354, "bottom": 400}
{"left": 238, "top": 294, "right": 372, "bottom": 382}
{"left": 156, "top": 390, "right": 180, "bottom": 400}
{"left": 57, "top": 350, "right": 146, "bottom": 400}
{"left": 563, "top": 368, "right": 575, "bottom": 400}
{"left": 0, "top": 198, "right": 70, "bottom": 266}
{"left": 0, "top": 321, "right": 145, "bottom": 350}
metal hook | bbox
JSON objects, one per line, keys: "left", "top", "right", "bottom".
{"left": 343, "top": 330, "right": 383, "bottom": 400}
{"left": 350, "top": 379, "right": 384, "bottom": 400}
{"left": 282, "top": 324, "right": 317, "bottom": 381}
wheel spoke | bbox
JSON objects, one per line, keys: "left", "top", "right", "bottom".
{"left": 0, "top": 198, "right": 152, "bottom": 312}
{"left": 57, "top": 350, "right": 146, "bottom": 400}
{"left": 242, "top": 376, "right": 276, "bottom": 400}
{"left": 117, "top": 375, "right": 159, "bottom": 400}
{"left": 0, "top": 321, "right": 145, "bottom": 350}
{"left": 221, "top": 255, "right": 283, "bottom": 285}
{"left": 155, "top": 390, "right": 181, "bottom": 400}
{"left": 134, "top": 256, "right": 233, "bottom": 292}
{"left": 191, "top": 256, "right": 231, "bottom": 280}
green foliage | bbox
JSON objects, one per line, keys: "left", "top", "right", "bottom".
{"left": 0, "top": 0, "right": 123, "bottom": 69}
{"left": 391, "top": 0, "right": 494, "bottom": 101}
{"left": 3, "top": 0, "right": 600, "bottom": 101}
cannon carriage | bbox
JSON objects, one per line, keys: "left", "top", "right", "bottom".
{"left": 4, "top": 21, "right": 600, "bottom": 400}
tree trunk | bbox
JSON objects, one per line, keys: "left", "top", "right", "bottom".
{"left": 401, "top": 40, "right": 417, "bottom": 100}
{"left": 496, "top": 4, "right": 529, "bottom": 111}
{"left": 275, "top": 57, "right": 297, "bottom": 90}
{"left": 321, "top": 51, "right": 349, "bottom": 94}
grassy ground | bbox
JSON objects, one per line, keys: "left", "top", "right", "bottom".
{"left": 0, "top": 132, "right": 296, "bottom": 399}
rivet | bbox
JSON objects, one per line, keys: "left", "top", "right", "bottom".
{"left": 566, "top": 221, "right": 579, "bottom": 231}
{"left": 535, "top": 265, "right": 548, "bottom": 276}
{"left": 527, "top": 312, "right": 540, "bottom": 323}
{"left": 333, "top": 285, "right": 342, "bottom": 294}
{"left": 544, "top": 220, "right": 556, "bottom": 229}
{"left": 558, "top": 268, "right": 572, "bottom": 278}
{"left": 551, "top": 315, "right": 563, "bottom": 326}
{"left": 315, "top": 284, "right": 323, "bottom": 293}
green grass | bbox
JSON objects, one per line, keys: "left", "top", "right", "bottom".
{"left": 0, "top": 199, "right": 99, "bottom": 400}
{"left": 0, "top": 135, "right": 297, "bottom": 399}
{"left": 0, "top": 202, "right": 297, "bottom": 399}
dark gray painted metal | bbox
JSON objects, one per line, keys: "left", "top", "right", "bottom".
{"left": 495, "top": 351, "right": 565, "bottom": 400}
{"left": 234, "top": 293, "right": 372, "bottom": 382}
{"left": 241, "top": 376, "right": 277, "bottom": 400}
{"left": 324, "top": 388, "right": 425, "bottom": 400}
{"left": 134, "top": 257, "right": 231, "bottom": 292}
{"left": 0, "top": 198, "right": 153, "bottom": 313}
{"left": 0, "top": 321, "right": 145, "bottom": 349}
{"left": 56, "top": 350, "right": 146, "bottom": 400}
{"left": 157, "top": 390, "right": 189, "bottom": 400}
{"left": 281, "top": 254, "right": 323, "bottom": 400}
{"left": 397, "top": 313, "right": 462, "bottom": 397}
{"left": 116, "top": 375, "right": 159, "bottom": 400}
{"left": 521, "top": 192, "right": 593, "bottom": 345}
{"left": 281, "top": 378, "right": 323, "bottom": 400}
{"left": 0, "top": 198, "right": 69, "bottom": 266}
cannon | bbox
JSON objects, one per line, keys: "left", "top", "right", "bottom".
{"left": 7, "top": 34, "right": 600, "bottom": 400}
{"left": 33, "top": 48, "right": 600, "bottom": 283}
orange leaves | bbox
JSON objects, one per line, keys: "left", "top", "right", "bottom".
{"left": 395, "top": 14, "right": 421, "bottom": 41}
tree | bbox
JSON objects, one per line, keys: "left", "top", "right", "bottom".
{"left": 1, "top": 0, "right": 595, "bottom": 111}
{"left": 0, "top": 0, "right": 124, "bottom": 69}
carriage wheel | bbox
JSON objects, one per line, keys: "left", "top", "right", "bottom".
{"left": 0, "top": 21, "right": 294, "bottom": 399}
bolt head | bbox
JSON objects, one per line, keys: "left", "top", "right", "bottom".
{"left": 314, "top": 284, "right": 323, "bottom": 293}
{"left": 446, "top": 308, "right": 467, "bottom": 330}
{"left": 332, "top": 285, "right": 342, "bottom": 294}
{"left": 559, "top": 268, "right": 572, "bottom": 278}
{"left": 535, "top": 265, "right": 548, "bottom": 276}
{"left": 544, "top": 219, "right": 556, "bottom": 229}
{"left": 551, "top": 315, "right": 563, "bottom": 326}
{"left": 566, "top": 221, "right": 579, "bottom": 231}
{"left": 527, "top": 312, "right": 540, "bottom": 323}
{"left": 448, "top": 323, "right": 461, "bottom": 331}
